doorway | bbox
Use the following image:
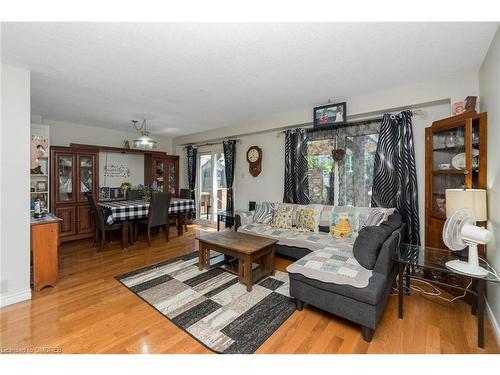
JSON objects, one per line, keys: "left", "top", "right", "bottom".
{"left": 197, "top": 148, "right": 227, "bottom": 223}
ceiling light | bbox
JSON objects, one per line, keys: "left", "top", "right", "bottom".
{"left": 131, "top": 119, "right": 157, "bottom": 150}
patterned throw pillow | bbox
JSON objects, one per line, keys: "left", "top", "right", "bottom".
{"left": 253, "top": 202, "right": 275, "bottom": 224}
{"left": 296, "top": 207, "right": 321, "bottom": 232}
{"left": 330, "top": 211, "right": 359, "bottom": 239}
{"left": 361, "top": 207, "right": 396, "bottom": 227}
{"left": 271, "top": 205, "right": 293, "bottom": 229}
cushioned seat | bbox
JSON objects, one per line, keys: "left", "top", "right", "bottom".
{"left": 288, "top": 271, "right": 387, "bottom": 306}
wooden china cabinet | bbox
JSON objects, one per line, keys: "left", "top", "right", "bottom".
{"left": 50, "top": 146, "right": 99, "bottom": 243}
{"left": 424, "top": 112, "right": 487, "bottom": 295}
{"left": 144, "top": 154, "right": 179, "bottom": 197}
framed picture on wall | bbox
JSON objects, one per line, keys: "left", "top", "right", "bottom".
{"left": 99, "top": 187, "right": 110, "bottom": 200}
{"left": 36, "top": 181, "right": 47, "bottom": 192}
{"left": 110, "top": 187, "right": 124, "bottom": 200}
{"left": 313, "top": 102, "right": 347, "bottom": 128}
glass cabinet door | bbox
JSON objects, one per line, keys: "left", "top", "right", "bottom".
{"left": 154, "top": 159, "right": 164, "bottom": 191}
{"left": 167, "top": 159, "right": 177, "bottom": 196}
{"left": 78, "top": 155, "right": 94, "bottom": 201}
{"left": 57, "top": 154, "right": 75, "bottom": 203}
{"left": 430, "top": 121, "right": 472, "bottom": 218}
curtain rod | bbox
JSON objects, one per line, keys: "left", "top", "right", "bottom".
{"left": 183, "top": 139, "right": 242, "bottom": 149}
{"left": 278, "top": 109, "right": 425, "bottom": 134}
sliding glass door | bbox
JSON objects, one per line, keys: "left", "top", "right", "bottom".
{"left": 197, "top": 148, "right": 227, "bottom": 223}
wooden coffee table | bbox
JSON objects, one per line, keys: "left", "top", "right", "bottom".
{"left": 196, "top": 230, "right": 278, "bottom": 292}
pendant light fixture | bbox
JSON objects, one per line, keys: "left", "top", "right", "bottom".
{"left": 131, "top": 119, "right": 157, "bottom": 150}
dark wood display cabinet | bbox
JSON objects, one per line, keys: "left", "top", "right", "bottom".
{"left": 424, "top": 112, "right": 487, "bottom": 299}
{"left": 50, "top": 146, "right": 99, "bottom": 243}
{"left": 144, "top": 154, "right": 179, "bottom": 197}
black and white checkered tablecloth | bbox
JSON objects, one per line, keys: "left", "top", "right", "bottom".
{"left": 98, "top": 198, "right": 195, "bottom": 224}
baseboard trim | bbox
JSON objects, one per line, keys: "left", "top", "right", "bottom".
{"left": 486, "top": 299, "right": 500, "bottom": 346}
{"left": 0, "top": 289, "right": 32, "bottom": 308}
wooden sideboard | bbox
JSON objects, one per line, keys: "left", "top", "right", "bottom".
{"left": 50, "top": 146, "right": 99, "bottom": 242}
{"left": 144, "top": 154, "right": 180, "bottom": 197}
{"left": 31, "top": 213, "right": 61, "bottom": 291}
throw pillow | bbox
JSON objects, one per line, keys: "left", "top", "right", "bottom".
{"left": 353, "top": 226, "right": 391, "bottom": 270}
{"left": 379, "top": 213, "right": 403, "bottom": 236}
{"left": 296, "top": 207, "right": 321, "bottom": 232}
{"left": 271, "top": 205, "right": 293, "bottom": 229}
{"left": 363, "top": 209, "right": 386, "bottom": 226}
{"left": 253, "top": 202, "right": 275, "bottom": 224}
{"left": 330, "top": 211, "right": 359, "bottom": 239}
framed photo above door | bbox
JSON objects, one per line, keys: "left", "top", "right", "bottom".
{"left": 313, "top": 102, "right": 347, "bottom": 128}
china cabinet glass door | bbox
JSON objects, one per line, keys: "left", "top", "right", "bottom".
{"left": 167, "top": 159, "right": 177, "bottom": 196}
{"left": 154, "top": 159, "right": 164, "bottom": 191}
{"left": 431, "top": 120, "right": 477, "bottom": 218}
{"left": 78, "top": 155, "right": 95, "bottom": 201}
{"left": 56, "top": 154, "right": 75, "bottom": 203}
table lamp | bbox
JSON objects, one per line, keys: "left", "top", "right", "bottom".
{"left": 445, "top": 188, "right": 487, "bottom": 257}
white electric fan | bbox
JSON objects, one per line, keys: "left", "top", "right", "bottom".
{"left": 442, "top": 208, "right": 492, "bottom": 277}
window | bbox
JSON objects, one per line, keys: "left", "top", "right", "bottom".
{"left": 307, "top": 133, "right": 379, "bottom": 206}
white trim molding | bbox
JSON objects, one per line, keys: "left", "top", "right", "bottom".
{"left": 486, "top": 299, "right": 500, "bottom": 346}
{"left": 0, "top": 289, "right": 32, "bottom": 308}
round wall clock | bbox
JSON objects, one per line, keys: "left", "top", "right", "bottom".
{"left": 246, "top": 146, "right": 262, "bottom": 177}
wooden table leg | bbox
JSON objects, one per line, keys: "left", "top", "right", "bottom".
{"left": 238, "top": 259, "right": 244, "bottom": 284}
{"left": 265, "top": 246, "right": 276, "bottom": 276}
{"left": 398, "top": 262, "right": 404, "bottom": 319}
{"left": 477, "top": 279, "right": 485, "bottom": 348}
{"left": 177, "top": 213, "right": 184, "bottom": 236}
{"left": 244, "top": 256, "right": 252, "bottom": 292}
{"left": 121, "top": 220, "right": 129, "bottom": 249}
{"left": 198, "top": 242, "right": 206, "bottom": 271}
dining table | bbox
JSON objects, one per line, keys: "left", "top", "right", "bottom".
{"left": 98, "top": 198, "right": 195, "bottom": 249}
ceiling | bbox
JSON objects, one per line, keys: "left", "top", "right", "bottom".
{"left": 1, "top": 22, "right": 498, "bottom": 137}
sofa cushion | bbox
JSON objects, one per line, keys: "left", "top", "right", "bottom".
{"left": 353, "top": 226, "right": 391, "bottom": 270}
{"left": 289, "top": 271, "right": 387, "bottom": 306}
{"left": 238, "top": 223, "right": 354, "bottom": 252}
{"left": 379, "top": 212, "right": 403, "bottom": 234}
{"left": 272, "top": 204, "right": 293, "bottom": 229}
{"left": 330, "top": 209, "right": 359, "bottom": 239}
{"left": 286, "top": 247, "right": 373, "bottom": 288}
{"left": 253, "top": 202, "right": 275, "bottom": 224}
{"left": 296, "top": 206, "right": 321, "bottom": 232}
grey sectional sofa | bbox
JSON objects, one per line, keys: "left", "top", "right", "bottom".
{"left": 234, "top": 207, "right": 405, "bottom": 342}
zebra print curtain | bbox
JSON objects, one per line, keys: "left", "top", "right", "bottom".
{"left": 223, "top": 140, "right": 236, "bottom": 213}
{"left": 186, "top": 145, "right": 197, "bottom": 200}
{"left": 283, "top": 128, "right": 310, "bottom": 204}
{"left": 371, "top": 110, "right": 420, "bottom": 245}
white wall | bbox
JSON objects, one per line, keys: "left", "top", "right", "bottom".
{"left": 0, "top": 64, "right": 31, "bottom": 307}
{"left": 39, "top": 118, "right": 173, "bottom": 154}
{"left": 173, "top": 73, "right": 478, "bottom": 146}
{"left": 99, "top": 152, "right": 144, "bottom": 188}
{"left": 479, "top": 26, "right": 500, "bottom": 341}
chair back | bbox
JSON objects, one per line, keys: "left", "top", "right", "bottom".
{"left": 127, "top": 189, "right": 143, "bottom": 200}
{"left": 148, "top": 192, "right": 171, "bottom": 228}
{"left": 86, "top": 193, "right": 105, "bottom": 230}
{"left": 179, "top": 188, "right": 190, "bottom": 199}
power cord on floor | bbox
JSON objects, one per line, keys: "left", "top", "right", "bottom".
{"left": 390, "top": 265, "right": 472, "bottom": 303}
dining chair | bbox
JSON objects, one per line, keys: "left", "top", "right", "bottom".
{"left": 136, "top": 192, "right": 172, "bottom": 246}
{"left": 86, "top": 193, "right": 124, "bottom": 251}
{"left": 127, "top": 189, "right": 143, "bottom": 200}
{"left": 176, "top": 189, "right": 190, "bottom": 231}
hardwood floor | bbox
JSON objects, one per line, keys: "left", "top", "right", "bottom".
{"left": 1, "top": 224, "right": 499, "bottom": 354}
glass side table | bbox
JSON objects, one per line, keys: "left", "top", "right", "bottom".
{"left": 394, "top": 243, "right": 499, "bottom": 349}
{"left": 217, "top": 210, "right": 235, "bottom": 231}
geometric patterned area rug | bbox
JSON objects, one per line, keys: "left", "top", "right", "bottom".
{"left": 115, "top": 251, "right": 296, "bottom": 354}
